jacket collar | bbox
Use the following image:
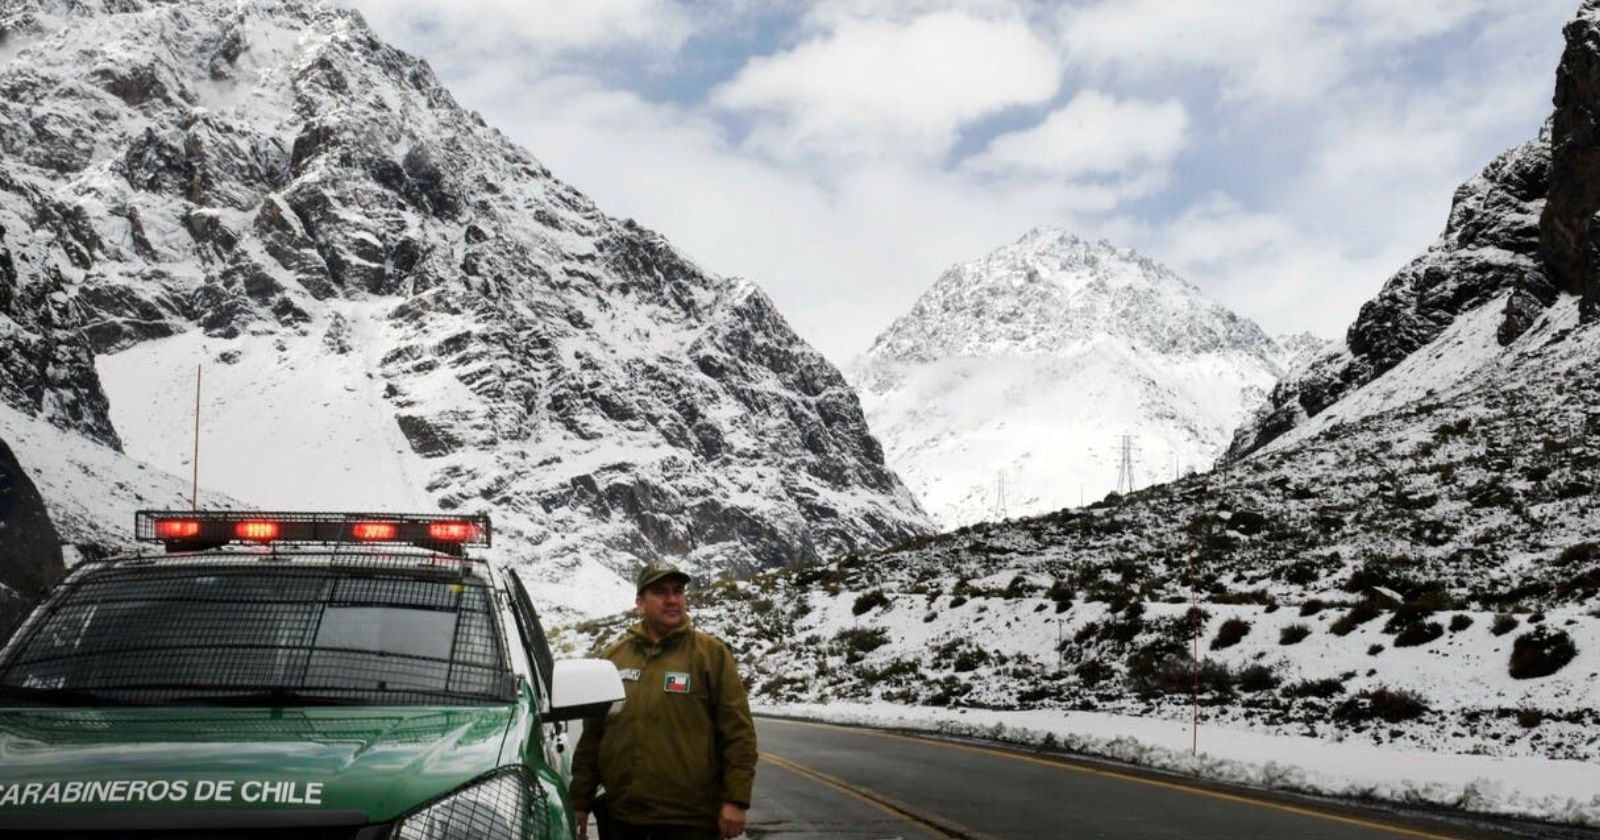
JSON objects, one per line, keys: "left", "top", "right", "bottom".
{"left": 628, "top": 615, "right": 694, "bottom": 648}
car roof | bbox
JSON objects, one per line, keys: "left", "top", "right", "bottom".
{"left": 66, "top": 548, "right": 504, "bottom": 587}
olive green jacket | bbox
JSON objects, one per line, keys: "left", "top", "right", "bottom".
{"left": 568, "top": 618, "right": 757, "bottom": 828}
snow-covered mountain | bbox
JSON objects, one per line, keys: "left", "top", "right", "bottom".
{"left": 0, "top": 0, "right": 930, "bottom": 618}
{"left": 851, "top": 229, "right": 1288, "bottom": 528}
{"left": 1228, "top": 0, "right": 1598, "bottom": 463}
{"left": 566, "top": 256, "right": 1600, "bottom": 821}
{"left": 563, "top": 2, "right": 1600, "bottom": 824}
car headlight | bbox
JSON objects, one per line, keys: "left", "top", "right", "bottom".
{"left": 391, "top": 768, "right": 541, "bottom": 840}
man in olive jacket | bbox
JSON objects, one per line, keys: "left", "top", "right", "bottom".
{"left": 570, "top": 563, "right": 758, "bottom": 840}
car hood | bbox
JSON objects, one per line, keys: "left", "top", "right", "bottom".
{"left": 0, "top": 704, "right": 514, "bottom": 824}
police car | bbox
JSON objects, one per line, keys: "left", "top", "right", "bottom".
{"left": 0, "top": 510, "right": 623, "bottom": 838}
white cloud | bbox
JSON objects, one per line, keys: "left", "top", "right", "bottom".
{"left": 1131, "top": 194, "right": 1413, "bottom": 340}
{"left": 442, "top": 70, "right": 1122, "bottom": 362}
{"left": 344, "top": 0, "right": 1576, "bottom": 362}
{"left": 965, "top": 90, "right": 1188, "bottom": 180}
{"left": 342, "top": 0, "right": 693, "bottom": 58}
{"left": 711, "top": 10, "right": 1061, "bottom": 163}
{"left": 1056, "top": 0, "right": 1496, "bottom": 104}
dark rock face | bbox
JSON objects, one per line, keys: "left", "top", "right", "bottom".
{"left": 0, "top": 435, "right": 65, "bottom": 641}
{"left": 1541, "top": 1, "right": 1600, "bottom": 323}
{"left": 1227, "top": 131, "right": 1552, "bottom": 461}
{"left": 0, "top": 225, "right": 123, "bottom": 449}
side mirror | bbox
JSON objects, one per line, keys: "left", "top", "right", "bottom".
{"left": 546, "top": 659, "right": 625, "bottom": 722}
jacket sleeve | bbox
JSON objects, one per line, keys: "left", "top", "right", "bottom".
{"left": 568, "top": 710, "right": 604, "bottom": 812}
{"left": 709, "top": 638, "right": 758, "bottom": 805}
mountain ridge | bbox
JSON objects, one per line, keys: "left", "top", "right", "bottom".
{"left": 0, "top": 0, "right": 930, "bottom": 616}
{"left": 853, "top": 229, "right": 1286, "bottom": 528}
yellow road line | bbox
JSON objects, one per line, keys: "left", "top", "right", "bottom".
{"left": 765, "top": 718, "right": 1468, "bottom": 840}
{"left": 760, "top": 750, "right": 968, "bottom": 840}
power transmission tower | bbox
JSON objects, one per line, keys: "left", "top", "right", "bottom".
{"left": 993, "top": 473, "right": 1008, "bottom": 520}
{"left": 1115, "top": 435, "right": 1138, "bottom": 495}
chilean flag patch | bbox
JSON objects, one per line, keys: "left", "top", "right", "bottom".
{"left": 664, "top": 672, "right": 691, "bottom": 693}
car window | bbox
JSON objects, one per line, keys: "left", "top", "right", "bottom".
{"left": 0, "top": 567, "right": 515, "bottom": 706}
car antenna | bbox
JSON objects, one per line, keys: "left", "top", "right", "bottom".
{"left": 191, "top": 364, "right": 202, "bottom": 510}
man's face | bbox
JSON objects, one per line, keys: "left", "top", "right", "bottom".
{"left": 637, "top": 579, "right": 687, "bottom": 636}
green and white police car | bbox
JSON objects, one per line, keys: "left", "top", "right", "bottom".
{"left": 0, "top": 510, "right": 623, "bottom": 838}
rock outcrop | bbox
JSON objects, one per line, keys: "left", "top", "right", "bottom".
{"left": 1227, "top": 130, "right": 1552, "bottom": 461}
{"left": 1541, "top": 0, "right": 1600, "bottom": 323}
{"left": 1231, "top": 1, "right": 1600, "bottom": 460}
{"left": 0, "top": 436, "right": 64, "bottom": 639}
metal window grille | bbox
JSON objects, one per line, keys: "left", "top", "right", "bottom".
{"left": 0, "top": 564, "right": 515, "bottom": 707}
{"left": 392, "top": 769, "right": 550, "bottom": 840}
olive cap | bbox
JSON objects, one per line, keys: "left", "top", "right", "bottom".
{"left": 636, "top": 562, "right": 691, "bottom": 594}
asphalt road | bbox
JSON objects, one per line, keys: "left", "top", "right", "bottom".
{"left": 746, "top": 717, "right": 1556, "bottom": 840}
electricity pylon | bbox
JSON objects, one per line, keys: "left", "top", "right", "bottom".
{"left": 1115, "top": 435, "right": 1138, "bottom": 495}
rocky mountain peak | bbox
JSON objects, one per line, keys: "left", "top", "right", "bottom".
{"left": 865, "top": 228, "right": 1277, "bottom": 367}
{"left": 0, "top": 0, "right": 931, "bottom": 614}
{"left": 852, "top": 229, "right": 1286, "bottom": 528}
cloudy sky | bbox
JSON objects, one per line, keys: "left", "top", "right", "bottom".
{"left": 342, "top": 0, "right": 1573, "bottom": 365}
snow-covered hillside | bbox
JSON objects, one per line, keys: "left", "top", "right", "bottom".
{"left": 563, "top": 295, "right": 1600, "bottom": 822}
{"left": 852, "top": 230, "right": 1287, "bottom": 528}
{"left": 0, "top": 0, "right": 931, "bottom": 618}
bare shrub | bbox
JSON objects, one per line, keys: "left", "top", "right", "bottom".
{"left": 1330, "top": 601, "right": 1382, "bottom": 636}
{"left": 1285, "top": 677, "right": 1344, "bottom": 699}
{"left": 1237, "top": 664, "right": 1279, "bottom": 692}
{"left": 852, "top": 590, "right": 891, "bottom": 616}
{"left": 1211, "top": 618, "right": 1250, "bottom": 650}
{"left": 1333, "top": 687, "right": 1429, "bottom": 724}
{"left": 1509, "top": 628, "right": 1577, "bottom": 679}
{"left": 1491, "top": 613, "right": 1519, "bottom": 636}
{"left": 1393, "top": 621, "right": 1444, "bottom": 648}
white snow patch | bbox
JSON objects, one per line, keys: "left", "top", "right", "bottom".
{"left": 97, "top": 305, "right": 430, "bottom": 512}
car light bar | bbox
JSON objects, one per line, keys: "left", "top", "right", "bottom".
{"left": 134, "top": 511, "right": 492, "bottom": 555}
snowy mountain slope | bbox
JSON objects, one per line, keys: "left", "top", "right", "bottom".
{"left": 852, "top": 230, "right": 1287, "bottom": 528}
{"left": 1229, "top": 1, "right": 1600, "bottom": 461}
{"left": 0, "top": 404, "right": 226, "bottom": 562}
{"left": 563, "top": 294, "right": 1600, "bottom": 771}
{"left": 559, "top": 3, "right": 1600, "bottom": 823}
{"left": 0, "top": 0, "right": 931, "bottom": 617}
{"left": 1226, "top": 130, "right": 1553, "bottom": 461}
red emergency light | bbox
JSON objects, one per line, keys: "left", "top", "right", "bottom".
{"left": 428, "top": 521, "right": 479, "bottom": 543}
{"left": 153, "top": 519, "right": 202, "bottom": 539}
{"left": 135, "top": 511, "right": 492, "bottom": 556}
{"left": 234, "top": 520, "right": 281, "bottom": 542}
{"left": 351, "top": 522, "right": 399, "bottom": 541}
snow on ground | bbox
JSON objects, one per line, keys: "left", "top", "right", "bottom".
{"left": 1263, "top": 293, "right": 1537, "bottom": 456}
{"left": 97, "top": 303, "right": 430, "bottom": 512}
{"left": 0, "top": 403, "right": 242, "bottom": 557}
{"left": 757, "top": 701, "right": 1600, "bottom": 827}
{"left": 856, "top": 339, "right": 1261, "bottom": 528}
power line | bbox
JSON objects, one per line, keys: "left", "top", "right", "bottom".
{"left": 993, "top": 473, "right": 1008, "bottom": 520}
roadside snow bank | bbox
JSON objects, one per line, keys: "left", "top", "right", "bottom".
{"left": 758, "top": 701, "right": 1600, "bottom": 827}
